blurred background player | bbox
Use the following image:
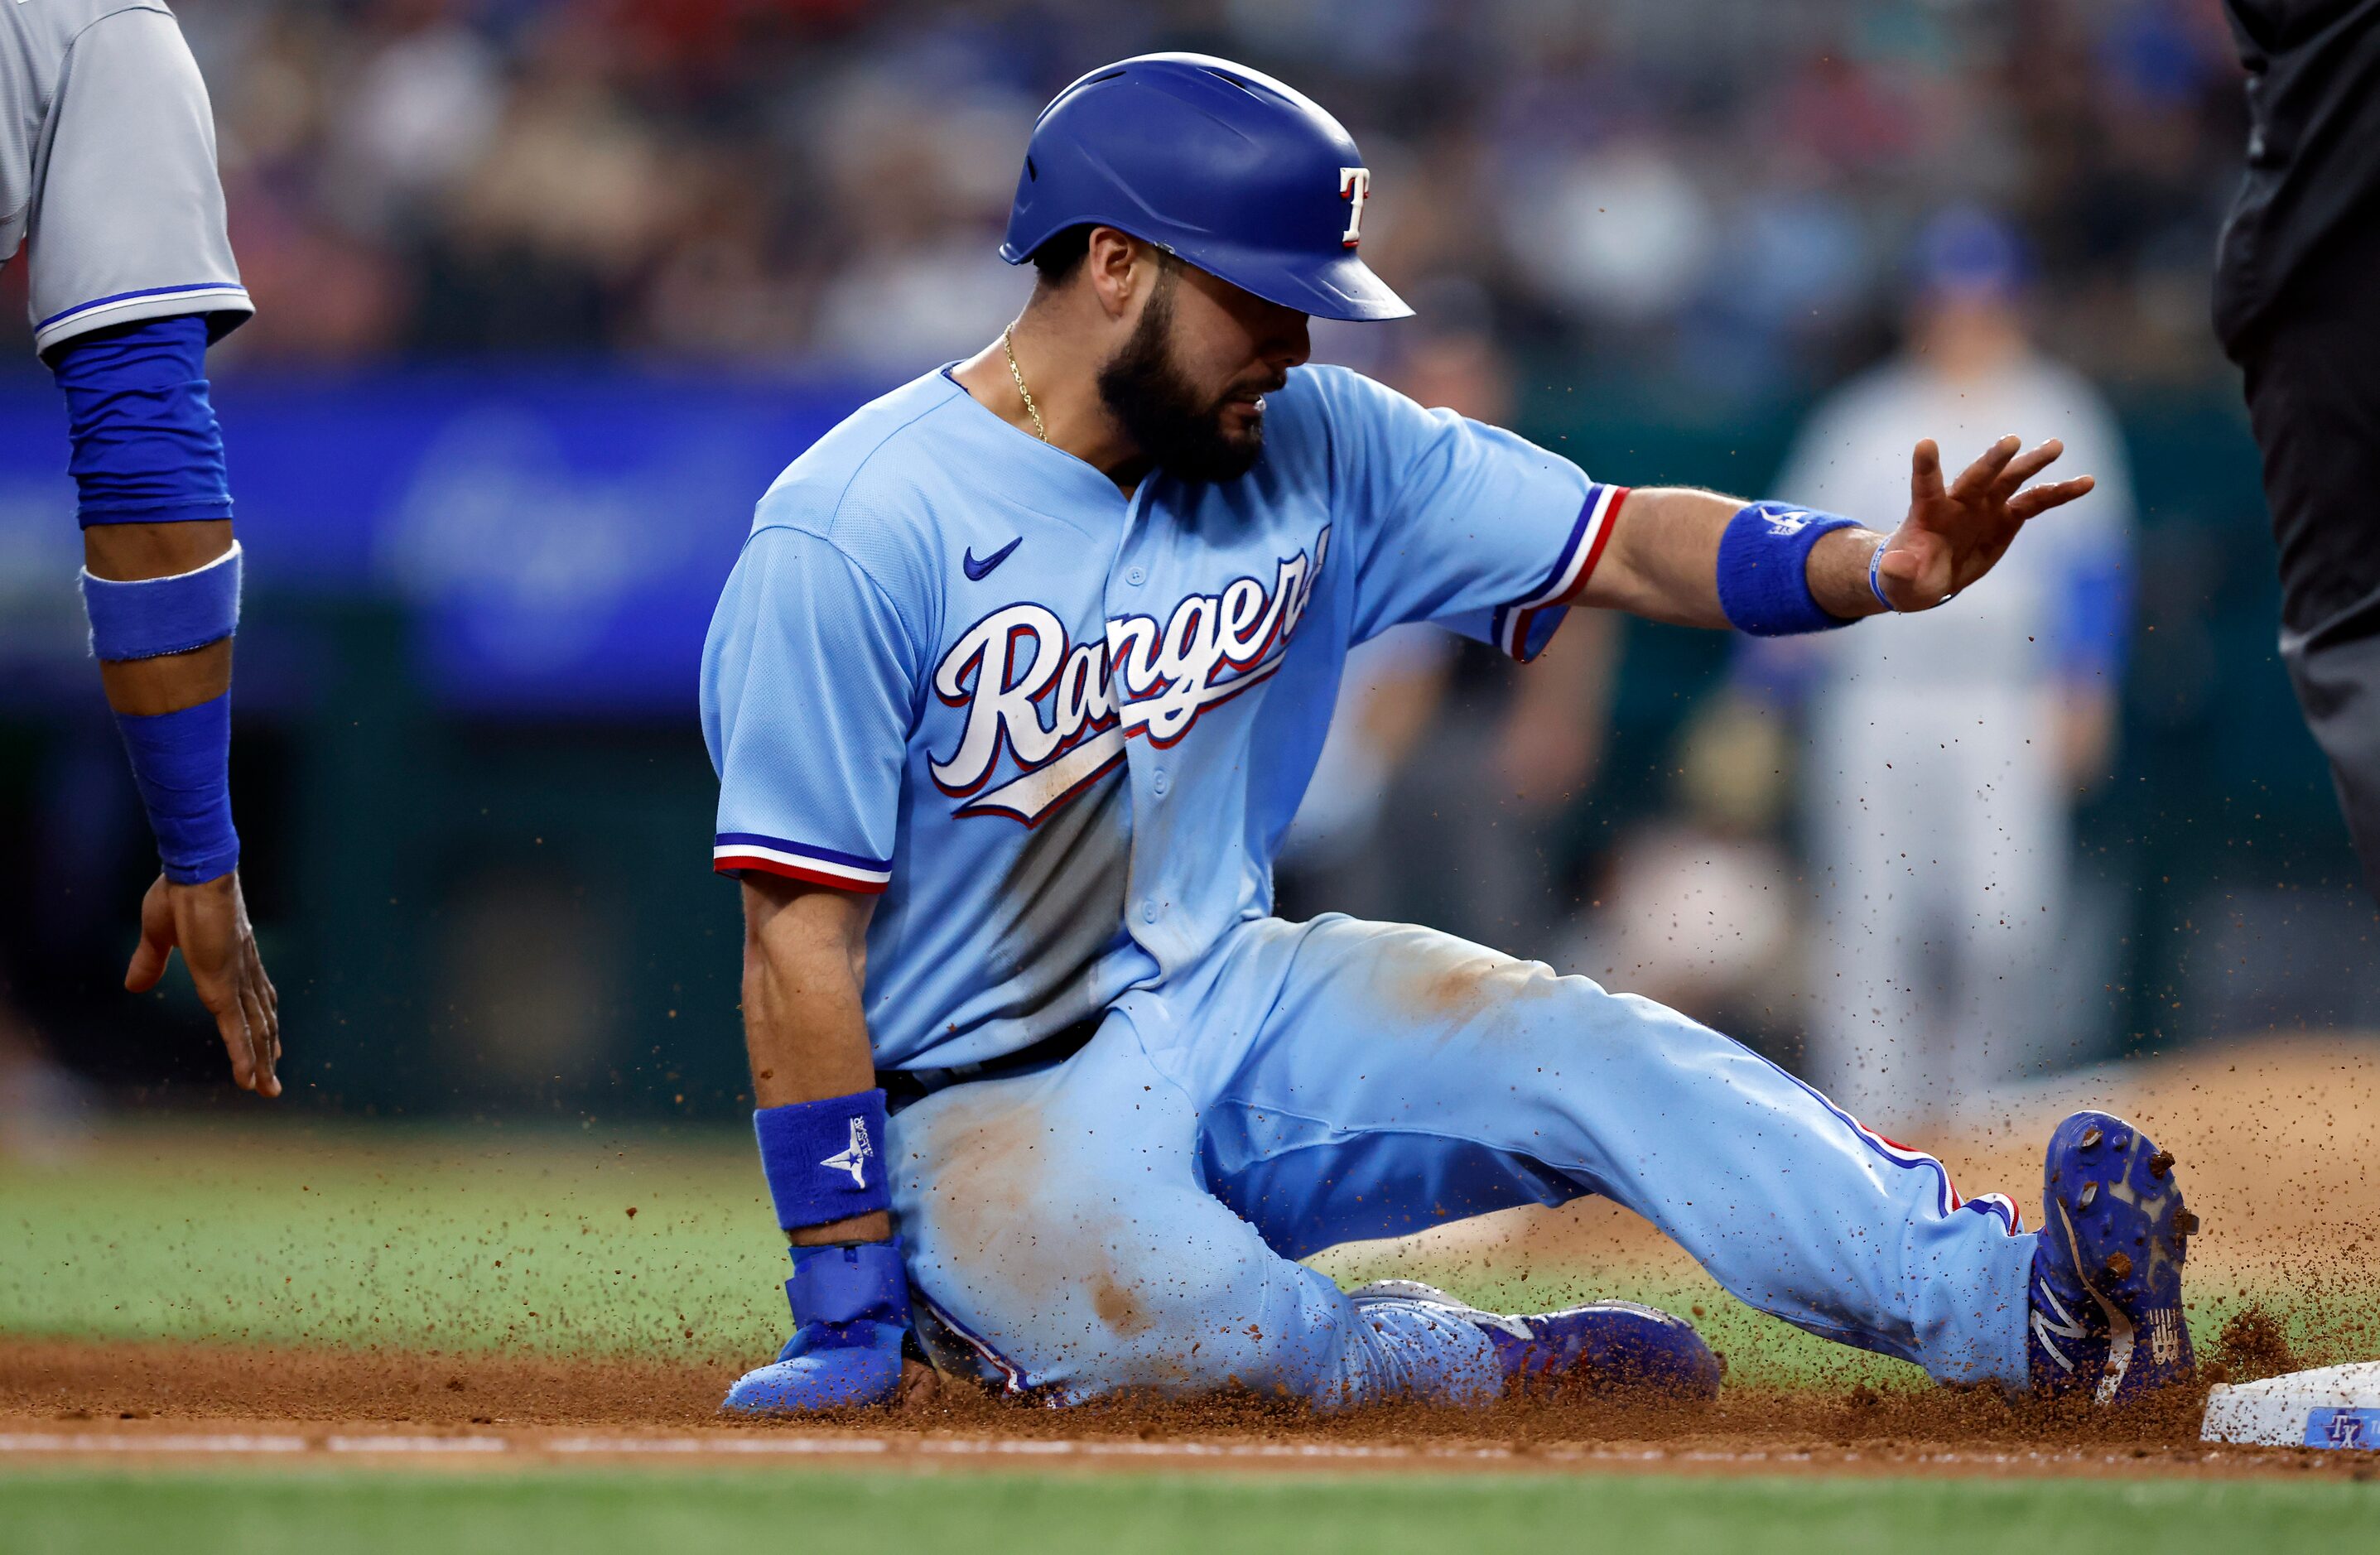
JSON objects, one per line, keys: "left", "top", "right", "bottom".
{"left": 2214, "top": 1, "right": 2380, "bottom": 898}
{"left": 1746, "top": 207, "right": 2135, "bottom": 1125}
{"left": 0, "top": 1, "right": 2351, "bottom": 1164}
{"left": 2, "top": 1, "right": 278, "bottom": 1098}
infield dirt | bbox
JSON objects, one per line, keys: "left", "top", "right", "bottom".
{"left": 2, "top": 1036, "right": 2373, "bottom": 1481}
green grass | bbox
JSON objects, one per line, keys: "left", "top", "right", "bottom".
{"left": 1, "top": 1122, "right": 783, "bottom": 1363}
{"left": 0, "top": 1120, "right": 1909, "bottom": 1385}
{"left": 0, "top": 1122, "right": 2335, "bottom": 1389}
{"left": 7, "top": 1124, "right": 2373, "bottom": 1555}
{"left": 2, "top": 1468, "right": 2376, "bottom": 1555}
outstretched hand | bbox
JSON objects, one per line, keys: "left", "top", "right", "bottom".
{"left": 126, "top": 870, "right": 281, "bottom": 1097}
{"left": 1871, "top": 436, "right": 2096, "bottom": 613}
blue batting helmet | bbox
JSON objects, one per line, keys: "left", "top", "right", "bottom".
{"left": 1911, "top": 204, "right": 2032, "bottom": 302}
{"left": 1000, "top": 53, "right": 1413, "bottom": 323}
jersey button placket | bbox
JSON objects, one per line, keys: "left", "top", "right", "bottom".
{"left": 1113, "top": 484, "right": 1165, "bottom": 955}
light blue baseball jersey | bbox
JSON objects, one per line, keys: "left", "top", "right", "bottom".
{"left": 699, "top": 363, "right": 1625, "bottom": 1071}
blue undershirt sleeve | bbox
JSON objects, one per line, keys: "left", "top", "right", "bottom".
{"left": 46, "top": 314, "right": 234, "bottom": 528}
{"left": 53, "top": 312, "right": 244, "bottom": 885}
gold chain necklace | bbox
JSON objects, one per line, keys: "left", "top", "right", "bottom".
{"left": 1001, "top": 323, "right": 1048, "bottom": 442}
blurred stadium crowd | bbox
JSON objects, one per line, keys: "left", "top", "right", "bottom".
{"left": 0, "top": 0, "right": 2245, "bottom": 390}
{"left": 13, "top": 0, "right": 2371, "bottom": 1144}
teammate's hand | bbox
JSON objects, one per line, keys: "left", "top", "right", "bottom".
{"left": 125, "top": 870, "right": 281, "bottom": 1097}
{"left": 1873, "top": 436, "right": 2096, "bottom": 613}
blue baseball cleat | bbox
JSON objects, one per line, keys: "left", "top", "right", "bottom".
{"left": 722, "top": 1239, "right": 913, "bottom": 1415}
{"left": 1350, "top": 1280, "right": 1723, "bottom": 1402}
{"left": 721, "top": 1330, "right": 906, "bottom": 1414}
{"left": 2028, "top": 1110, "right": 2199, "bottom": 1403}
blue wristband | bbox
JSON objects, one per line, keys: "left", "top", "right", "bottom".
{"left": 1715, "top": 502, "right": 1862, "bottom": 638}
{"left": 114, "top": 691, "right": 239, "bottom": 884}
{"left": 755, "top": 1089, "right": 892, "bottom": 1230}
{"left": 80, "top": 542, "right": 243, "bottom": 662}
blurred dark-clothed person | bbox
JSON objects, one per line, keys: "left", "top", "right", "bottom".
{"left": 2214, "top": 0, "right": 2380, "bottom": 898}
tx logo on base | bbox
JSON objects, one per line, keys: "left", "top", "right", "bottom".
{"left": 2308, "top": 1408, "right": 2377, "bottom": 1451}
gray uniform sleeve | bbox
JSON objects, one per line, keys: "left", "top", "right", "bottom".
{"left": 26, "top": 5, "right": 248, "bottom": 355}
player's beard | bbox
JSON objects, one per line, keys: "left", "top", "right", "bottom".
{"left": 1096, "top": 272, "right": 1269, "bottom": 484}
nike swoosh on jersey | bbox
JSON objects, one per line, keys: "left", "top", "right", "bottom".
{"left": 963, "top": 537, "right": 1023, "bottom": 581}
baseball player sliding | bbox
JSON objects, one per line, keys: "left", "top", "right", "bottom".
{"left": 701, "top": 55, "right": 2197, "bottom": 1413}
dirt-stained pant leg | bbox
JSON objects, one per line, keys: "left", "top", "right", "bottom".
{"left": 1166, "top": 916, "right": 2038, "bottom": 1389}
{"left": 886, "top": 1015, "right": 1499, "bottom": 1406}
{"left": 894, "top": 917, "right": 2034, "bottom": 1402}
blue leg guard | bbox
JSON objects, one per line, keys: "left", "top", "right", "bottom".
{"left": 723, "top": 1237, "right": 911, "bottom": 1414}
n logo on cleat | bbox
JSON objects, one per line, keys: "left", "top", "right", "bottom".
{"left": 821, "top": 1117, "right": 874, "bottom": 1189}
{"left": 2031, "top": 1280, "right": 2088, "bottom": 1374}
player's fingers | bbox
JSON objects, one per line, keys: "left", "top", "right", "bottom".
{"left": 1949, "top": 434, "right": 2023, "bottom": 499}
{"left": 124, "top": 930, "right": 171, "bottom": 994}
{"left": 248, "top": 942, "right": 282, "bottom": 1064}
{"left": 248, "top": 947, "right": 281, "bottom": 1066}
{"left": 211, "top": 999, "right": 255, "bottom": 1092}
{"left": 1991, "top": 439, "right": 2064, "bottom": 498}
{"left": 240, "top": 978, "right": 278, "bottom": 1098}
{"left": 2008, "top": 474, "right": 2097, "bottom": 521}
{"left": 124, "top": 878, "right": 176, "bottom": 993}
{"left": 1909, "top": 440, "right": 1944, "bottom": 506}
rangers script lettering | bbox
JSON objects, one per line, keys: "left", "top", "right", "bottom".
{"left": 930, "top": 529, "right": 1330, "bottom": 826}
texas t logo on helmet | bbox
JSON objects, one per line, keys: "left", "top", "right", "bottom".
{"left": 1340, "top": 166, "right": 1371, "bottom": 248}
{"left": 999, "top": 54, "right": 1411, "bottom": 321}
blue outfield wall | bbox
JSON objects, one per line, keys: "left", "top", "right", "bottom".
{"left": 0, "top": 362, "right": 2368, "bottom": 1111}
{"left": 0, "top": 367, "right": 887, "bottom": 714}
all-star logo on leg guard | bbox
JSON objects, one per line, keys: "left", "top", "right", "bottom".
{"left": 821, "top": 1118, "right": 874, "bottom": 1189}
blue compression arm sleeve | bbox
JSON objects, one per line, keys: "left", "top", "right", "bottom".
{"left": 48, "top": 315, "right": 234, "bottom": 527}
{"left": 56, "top": 314, "right": 244, "bottom": 882}
{"left": 115, "top": 693, "right": 239, "bottom": 884}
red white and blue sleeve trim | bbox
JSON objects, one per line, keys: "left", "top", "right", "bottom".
{"left": 1491, "top": 483, "right": 1627, "bottom": 663}
{"left": 712, "top": 833, "right": 891, "bottom": 893}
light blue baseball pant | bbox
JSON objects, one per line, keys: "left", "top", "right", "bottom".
{"left": 889, "top": 913, "right": 2036, "bottom": 1406}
